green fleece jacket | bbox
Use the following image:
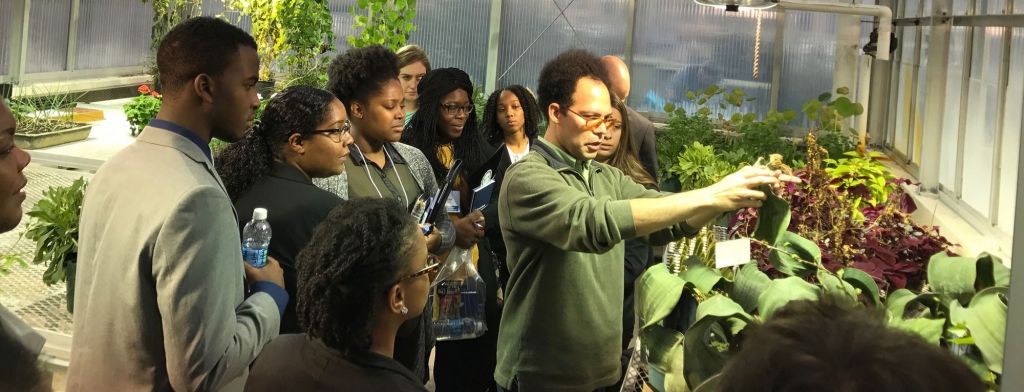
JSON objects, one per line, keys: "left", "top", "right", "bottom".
{"left": 495, "top": 139, "right": 696, "bottom": 391}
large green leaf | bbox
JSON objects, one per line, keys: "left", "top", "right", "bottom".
{"left": 682, "top": 314, "right": 748, "bottom": 389}
{"left": 889, "top": 317, "right": 945, "bottom": 345}
{"left": 696, "top": 295, "right": 750, "bottom": 335}
{"left": 768, "top": 231, "right": 819, "bottom": 277}
{"left": 886, "top": 288, "right": 918, "bottom": 318}
{"left": 840, "top": 267, "right": 881, "bottom": 305}
{"left": 643, "top": 324, "right": 691, "bottom": 392}
{"left": 636, "top": 264, "right": 687, "bottom": 328}
{"left": 730, "top": 263, "right": 771, "bottom": 312}
{"left": 817, "top": 270, "right": 857, "bottom": 302}
{"left": 927, "top": 253, "right": 978, "bottom": 304}
{"left": 680, "top": 264, "right": 724, "bottom": 294}
{"left": 963, "top": 287, "right": 1008, "bottom": 374}
{"left": 975, "top": 253, "right": 1010, "bottom": 289}
{"left": 752, "top": 185, "right": 789, "bottom": 245}
{"left": 757, "top": 276, "right": 820, "bottom": 317}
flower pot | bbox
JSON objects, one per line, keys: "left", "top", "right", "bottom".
{"left": 66, "top": 254, "right": 77, "bottom": 314}
{"left": 15, "top": 124, "right": 93, "bottom": 149}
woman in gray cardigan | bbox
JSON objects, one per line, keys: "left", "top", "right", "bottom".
{"left": 314, "top": 45, "right": 452, "bottom": 384}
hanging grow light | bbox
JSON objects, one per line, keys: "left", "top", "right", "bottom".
{"left": 694, "top": 0, "right": 779, "bottom": 12}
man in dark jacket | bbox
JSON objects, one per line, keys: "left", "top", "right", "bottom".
{"left": 602, "top": 55, "right": 659, "bottom": 179}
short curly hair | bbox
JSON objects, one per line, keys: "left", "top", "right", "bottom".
{"left": 481, "top": 85, "right": 542, "bottom": 146}
{"left": 157, "top": 17, "right": 256, "bottom": 94}
{"left": 718, "top": 295, "right": 985, "bottom": 392}
{"left": 536, "top": 49, "right": 611, "bottom": 118}
{"left": 326, "top": 45, "right": 400, "bottom": 110}
{"left": 295, "top": 198, "right": 420, "bottom": 353}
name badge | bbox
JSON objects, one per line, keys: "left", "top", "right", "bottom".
{"left": 445, "top": 190, "right": 462, "bottom": 214}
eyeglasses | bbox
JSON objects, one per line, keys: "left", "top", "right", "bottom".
{"left": 301, "top": 121, "right": 352, "bottom": 143}
{"left": 565, "top": 108, "right": 615, "bottom": 132}
{"left": 441, "top": 103, "right": 474, "bottom": 116}
{"left": 395, "top": 254, "right": 442, "bottom": 283}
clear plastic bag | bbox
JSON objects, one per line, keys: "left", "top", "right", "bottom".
{"left": 429, "top": 247, "right": 487, "bottom": 341}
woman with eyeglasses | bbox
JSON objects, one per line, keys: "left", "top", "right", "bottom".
{"left": 315, "top": 45, "right": 454, "bottom": 383}
{"left": 396, "top": 45, "right": 431, "bottom": 125}
{"left": 245, "top": 198, "right": 438, "bottom": 392}
{"left": 216, "top": 85, "right": 352, "bottom": 334}
{"left": 595, "top": 96, "right": 659, "bottom": 389}
{"left": 478, "top": 85, "right": 542, "bottom": 293}
{"left": 404, "top": 68, "right": 501, "bottom": 392}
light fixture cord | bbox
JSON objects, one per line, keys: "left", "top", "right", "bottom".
{"left": 753, "top": 11, "right": 763, "bottom": 80}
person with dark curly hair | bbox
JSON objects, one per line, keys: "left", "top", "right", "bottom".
{"left": 478, "top": 85, "right": 542, "bottom": 292}
{"left": 70, "top": 17, "right": 286, "bottom": 391}
{"left": 396, "top": 44, "right": 431, "bottom": 124}
{"left": 217, "top": 85, "right": 352, "bottom": 334}
{"left": 245, "top": 198, "right": 436, "bottom": 392}
{"left": 717, "top": 295, "right": 984, "bottom": 392}
{"left": 404, "top": 67, "right": 499, "bottom": 392}
{"left": 314, "top": 45, "right": 452, "bottom": 382}
{"left": 495, "top": 49, "right": 797, "bottom": 391}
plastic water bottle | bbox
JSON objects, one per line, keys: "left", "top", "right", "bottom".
{"left": 242, "top": 208, "right": 272, "bottom": 268}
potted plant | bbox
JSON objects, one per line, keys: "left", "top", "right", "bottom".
{"left": 124, "top": 85, "right": 163, "bottom": 136}
{"left": 9, "top": 91, "right": 93, "bottom": 149}
{"left": 22, "top": 177, "right": 87, "bottom": 313}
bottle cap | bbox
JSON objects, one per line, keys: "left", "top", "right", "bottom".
{"left": 253, "top": 207, "right": 268, "bottom": 221}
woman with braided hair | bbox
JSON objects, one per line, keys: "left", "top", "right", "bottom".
{"left": 404, "top": 67, "right": 502, "bottom": 392}
{"left": 216, "top": 85, "right": 352, "bottom": 334}
{"left": 245, "top": 198, "right": 435, "bottom": 392}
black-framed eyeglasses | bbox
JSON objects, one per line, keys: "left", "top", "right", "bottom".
{"left": 299, "top": 121, "right": 351, "bottom": 143}
{"left": 441, "top": 103, "right": 474, "bottom": 116}
{"left": 395, "top": 254, "right": 442, "bottom": 283}
{"left": 565, "top": 108, "right": 614, "bottom": 132}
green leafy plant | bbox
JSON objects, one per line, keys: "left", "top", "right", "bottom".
{"left": 142, "top": 0, "right": 202, "bottom": 51}
{"left": 8, "top": 89, "right": 86, "bottom": 135}
{"left": 21, "top": 178, "right": 87, "bottom": 287}
{"left": 801, "top": 87, "right": 862, "bottom": 158}
{"left": 124, "top": 85, "right": 162, "bottom": 137}
{"left": 347, "top": 0, "right": 418, "bottom": 51}
{"left": 667, "top": 142, "right": 737, "bottom": 191}
{"left": 825, "top": 151, "right": 897, "bottom": 221}
{"left": 228, "top": 0, "right": 335, "bottom": 81}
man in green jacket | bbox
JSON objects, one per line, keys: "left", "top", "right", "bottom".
{"left": 495, "top": 49, "right": 795, "bottom": 391}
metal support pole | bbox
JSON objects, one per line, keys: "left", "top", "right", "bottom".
{"left": 624, "top": 0, "right": 638, "bottom": 72}
{"left": 66, "top": 0, "right": 81, "bottom": 72}
{"left": 15, "top": 0, "right": 33, "bottom": 85}
{"left": 769, "top": 9, "right": 786, "bottom": 112}
{"left": 484, "top": 0, "right": 503, "bottom": 94}
{"left": 1003, "top": 94, "right": 1024, "bottom": 392}
{"left": 917, "top": 0, "right": 952, "bottom": 192}
{"left": 988, "top": 0, "right": 1014, "bottom": 223}
{"left": 867, "top": 0, "right": 892, "bottom": 147}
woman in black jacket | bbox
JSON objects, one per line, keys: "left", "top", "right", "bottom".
{"left": 216, "top": 85, "right": 353, "bottom": 334}
{"left": 478, "top": 85, "right": 542, "bottom": 292}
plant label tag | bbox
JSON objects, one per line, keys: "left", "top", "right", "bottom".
{"left": 715, "top": 238, "right": 752, "bottom": 268}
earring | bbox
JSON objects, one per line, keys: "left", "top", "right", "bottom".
{"left": 401, "top": 306, "right": 409, "bottom": 315}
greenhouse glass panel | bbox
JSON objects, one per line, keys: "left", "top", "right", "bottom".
{"left": 26, "top": 0, "right": 72, "bottom": 74}
{"left": 986, "top": 0, "right": 1008, "bottom": 13}
{"left": 329, "top": 0, "right": 358, "bottom": 54}
{"left": 202, "top": 0, "right": 252, "bottom": 33}
{"left": 911, "top": 26, "right": 931, "bottom": 164}
{"left": 409, "top": 0, "right": 492, "bottom": 87}
{"left": 940, "top": 27, "right": 968, "bottom": 190}
{"left": 996, "top": 28, "right": 1023, "bottom": 233}
{"left": 0, "top": 0, "right": 13, "bottom": 76}
{"left": 75, "top": 0, "right": 154, "bottom": 70}
{"left": 953, "top": 0, "right": 971, "bottom": 15}
{"left": 892, "top": 26, "right": 917, "bottom": 156}
{"left": 496, "top": 0, "right": 628, "bottom": 95}
{"left": 779, "top": 12, "right": 836, "bottom": 113}
{"left": 631, "top": 1, "right": 778, "bottom": 115}
{"left": 961, "top": 27, "right": 1004, "bottom": 217}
